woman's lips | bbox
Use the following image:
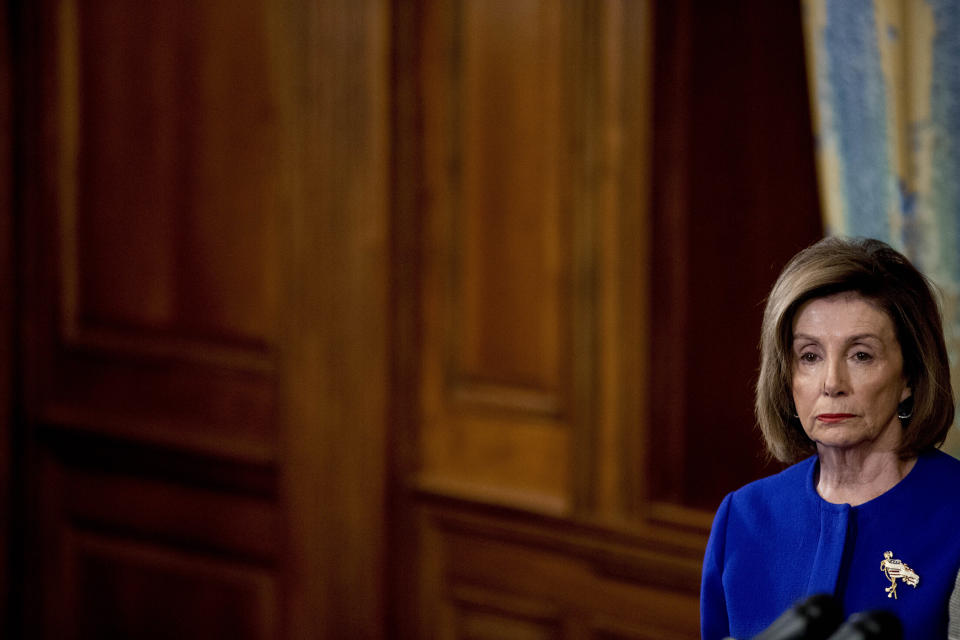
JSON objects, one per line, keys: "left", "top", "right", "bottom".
{"left": 817, "top": 413, "right": 856, "bottom": 423}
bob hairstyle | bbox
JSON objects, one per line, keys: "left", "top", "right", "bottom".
{"left": 756, "top": 236, "right": 954, "bottom": 463}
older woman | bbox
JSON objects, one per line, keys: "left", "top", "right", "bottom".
{"left": 700, "top": 237, "right": 960, "bottom": 640}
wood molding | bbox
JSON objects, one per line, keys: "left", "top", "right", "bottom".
{"left": 0, "top": 0, "right": 12, "bottom": 632}
{"left": 58, "top": 328, "right": 276, "bottom": 375}
{"left": 448, "top": 584, "right": 562, "bottom": 639}
{"left": 448, "top": 378, "right": 562, "bottom": 417}
{"left": 275, "top": 0, "right": 392, "bottom": 637}
{"left": 63, "top": 530, "right": 279, "bottom": 640}
{"left": 646, "top": 0, "right": 821, "bottom": 511}
{"left": 588, "top": 616, "right": 688, "bottom": 640}
{"left": 52, "top": 0, "right": 282, "bottom": 357}
{"left": 417, "top": 504, "right": 701, "bottom": 639}
{"left": 415, "top": 497, "right": 707, "bottom": 587}
{"left": 22, "top": 0, "right": 284, "bottom": 464}
{"left": 36, "top": 359, "right": 277, "bottom": 464}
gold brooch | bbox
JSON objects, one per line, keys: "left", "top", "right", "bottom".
{"left": 880, "top": 551, "right": 919, "bottom": 599}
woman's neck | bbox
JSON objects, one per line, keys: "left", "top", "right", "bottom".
{"left": 815, "top": 447, "right": 916, "bottom": 506}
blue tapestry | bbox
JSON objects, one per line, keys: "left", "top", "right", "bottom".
{"left": 803, "top": 0, "right": 960, "bottom": 454}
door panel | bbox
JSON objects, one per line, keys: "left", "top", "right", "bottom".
{"left": 16, "top": 0, "right": 391, "bottom": 638}
{"left": 20, "top": 2, "right": 284, "bottom": 637}
{"left": 11, "top": 0, "right": 821, "bottom": 637}
{"left": 26, "top": 0, "right": 280, "bottom": 461}
{"left": 417, "top": 0, "right": 578, "bottom": 512}
{"left": 395, "top": 0, "right": 822, "bottom": 638}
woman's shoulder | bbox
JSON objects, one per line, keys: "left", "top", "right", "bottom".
{"left": 725, "top": 456, "right": 817, "bottom": 510}
{"left": 869, "top": 449, "right": 960, "bottom": 517}
{"left": 707, "top": 457, "right": 819, "bottom": 543}
{"left": 925, "top": 447, "right": 960, "bottom": 472}
{"left": 914, "top": 448, "right": 960, "bottom": 493}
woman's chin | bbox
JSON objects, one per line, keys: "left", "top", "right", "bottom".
{"left": 809, "top": 425, "right": 862, "bottom": 446}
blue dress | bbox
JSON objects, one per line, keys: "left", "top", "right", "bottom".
{"left": 700, "top": 449, "right": 960, "bottom": 640}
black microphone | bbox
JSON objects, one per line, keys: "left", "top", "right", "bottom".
{"left": 751, "top": 594, "right": 844, "bottom": 640}
{"left": 823, "top": 610, "right": 902, "bottom": 640}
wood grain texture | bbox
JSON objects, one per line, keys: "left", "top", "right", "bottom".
{"left": 275, "top": 0, "right": 391, "bottom": 638}
{"left": 397, "top": 0, "right": 823, "bottom": 637}
{"left": 22, "top": 0, "right": 282, "bottom": 462}
{"left": 417, "top": 0, "right": 579, "bottom": 514}
{"left": 448, "top": 585, "right": 561, "bottom": 640}
{"left": 67, "top": 532, "right": 278, "bottom": 640}
{"left": 0, "top": 0, "right": 11, "bottom": 632}
{"left": 8, "top": 0, "right": 826, "bottom": 637}
{"left": 416, "top": 506, "right": 701, "bottom": 640}
{"left": 647, "top": 0, "right": 823, "bottom": 514}
{"left": 16, "top": 0, "right": 393, "bottom": 637}
{"left": 67, "top": 0, "right": 280, "bottom": 348}
{"left": 409, "top": 0, "right": 662, "bottom": 532}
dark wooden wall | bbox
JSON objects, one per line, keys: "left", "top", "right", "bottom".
{"left": 648, "top": 0, "right": 825, "bottom": 512}
{"left": 392, "top": 1, "right": 821, "bottom": 638}
{"left": 11, "top": 1, "right": 391, "bottom": 638}
{"left": 0, "top": 0, "right": 11, "bottom": 634}
{"left": 4, "top": 1, "right": 821, "bottom": 638}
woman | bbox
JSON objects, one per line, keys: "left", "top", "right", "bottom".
{"left": 700, "top": 237, "right": 960, "bottom": 640}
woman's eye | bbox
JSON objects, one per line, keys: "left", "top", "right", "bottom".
{"left": 853, "top": 351, "right": 873, "bottom": 362}
{"left": 799, "top": 352, "right": 819, "bottom": 363}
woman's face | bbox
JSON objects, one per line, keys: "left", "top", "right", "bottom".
{"left": 791, "top": 292, "right": 911, "bottom": 453}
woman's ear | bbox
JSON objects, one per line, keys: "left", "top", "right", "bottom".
{"left": 900, "top": 386, "right": 912, "bottom": 403}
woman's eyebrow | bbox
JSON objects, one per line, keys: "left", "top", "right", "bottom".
{"left": 792, "top": 333, "right": 882, "bottom": 344}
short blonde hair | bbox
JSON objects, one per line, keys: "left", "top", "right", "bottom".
{"left": 756, "top": 237, "right": 954, "bottom": 462}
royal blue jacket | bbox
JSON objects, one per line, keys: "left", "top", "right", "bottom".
{"left": 701, "top": 449, "right": 960, "bottom": 640}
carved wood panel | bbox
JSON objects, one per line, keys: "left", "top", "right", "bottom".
{"left": 16, "top": 0, "right": 393, "bottom": 638}
{"left": 447, "top": 585, "right": 561, "bottom": 640}
{"left": 0, "top": 0, "right": 12, "bottom": 631}
{"left": 68, "top": 0, "right": 280, "bottom": 349}
{"left": 416, "top": 507, "right": 701, "bottom": 640}
{"left": 31, "top": 427, "right": 280, "bottom": 639}
{"left": 407, "top": 0, "right": 665, "bottom": 529}
{"left": 417, "top": 0, "right": 585, "bottom": 512}
{"left": 396, "top": 0, "right": 823, "bottom": 638}
{"left": 66, "top": 533, "right": 278, "bottom": 640}
{"left": 8, "top": 0, "right": 826, "bottom": 637}
{"left": 646, "top": 0, "right": 823, "bottom": 514}
{"left": 22, "top": 0, "right": 281, "bottom": 463}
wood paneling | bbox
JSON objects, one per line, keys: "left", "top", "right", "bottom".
{"left": 0, "top": 0, "right": 12, "bottom": 633}
{"left": 397, "top": 0, "right": 823, "bottom": 638}
{"left": 69, "top": 0, "right": 279, "bottom": 348}
{"left": 417, "top": 0, "right": 580, "bottom": 512}
{"left": 9, "top": 0, "right": 824, "bottom": 637}
{"left": 23, "top": 0, "right": 281, "bottom": 464}
{"left": 453, "top": 0, "right": 566, "bottom": 398}
{"left": 448, "top": 585, "right": 561, "bottom": 640}
{"left": 647, "top": 0, "right": 823, "bottom": 514}
{"left": 416, "top": 506, "right": 701, "bottom": 640}
{"left": 413, "top": 0, "right": 659, "bottom": 521}
{"left": 275, "top": 0, "right": 391, "bottom": 638}
{"left": 60, "top": 456, "right": 278, "bottom": 561}
{"left": 67, "top": 533, "right": 277, "bottom": 640}
{"left": 15, "top": 0, "right": 392, "bottom": 637}
{"left": 31, "top": 430, "right": 281, "bottom": 640}
{"left": 412, "top": 0, "right": 658, "bottom": 519}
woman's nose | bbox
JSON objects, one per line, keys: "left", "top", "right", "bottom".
{"left": 822, "top": 357, "right": 848, "bottom": 396}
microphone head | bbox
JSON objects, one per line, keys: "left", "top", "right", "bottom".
{"left": 752, "top": 593, "right": 844, "bottom": 640}
{"left": 824, "top": 610, "right": 902, "bottom": 640}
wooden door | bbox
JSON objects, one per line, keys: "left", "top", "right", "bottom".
{"left": 13, "top": 1, "right": 391, "bottom": 638}
{"left": 391, "top": 1, "right": 822, "bottom": 638}
{"left": 9, "top": 0, "right": 821, "bottom": 638}
{"left": 0, "top": 0, "right": 12, "bottom": 634}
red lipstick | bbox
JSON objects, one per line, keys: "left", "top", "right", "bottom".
{"left": 817, "top": 413, "right": 855, "bottom": 423}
